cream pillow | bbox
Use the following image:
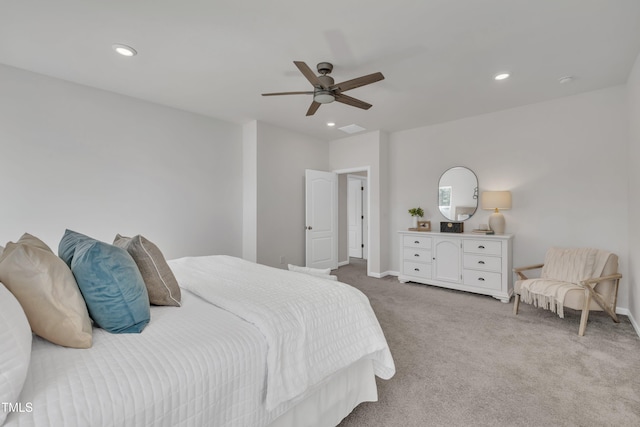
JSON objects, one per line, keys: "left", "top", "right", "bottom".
{"left": 13, "top": 232, "right": 52, "bottom": 252}
{"left": 113, "top": 234, "right": 181, "bottom": 307}
{"left": 0, "top": 234, "right": 92, "bottom": 348}
{"left": 0, "top": 283, "right": 32, "bottom": 425}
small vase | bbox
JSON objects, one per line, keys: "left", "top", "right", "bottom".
{"left": 411, "top": 216, "right": 418, "bottom": 228}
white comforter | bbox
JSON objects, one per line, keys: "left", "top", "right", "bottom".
{"left": 168, "top": 256, "right": 395, "bottom": 410}
{"left": 5, "top": 255, "right": 394, "bottom": 427}
{"left": 7, "top": 290, "right": 274, "bottom": 427}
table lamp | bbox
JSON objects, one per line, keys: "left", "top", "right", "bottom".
{"left": 481, "top": 191, "right": 512, "bottom": 234}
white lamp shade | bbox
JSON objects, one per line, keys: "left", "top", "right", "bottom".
{"left": 481, "top": 191, "right": 512, "bottom": 211}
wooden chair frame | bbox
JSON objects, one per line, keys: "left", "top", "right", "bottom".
{"left": 512, "top": 264, "right": 622, "bottom": 336}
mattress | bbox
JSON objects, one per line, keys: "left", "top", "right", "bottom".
{"left": 5, "top": 256, "right": 394, "bottom": 427}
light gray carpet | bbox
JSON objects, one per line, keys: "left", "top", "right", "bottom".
{"left": 336, "top": 259, "right": 640, "bottom": 427}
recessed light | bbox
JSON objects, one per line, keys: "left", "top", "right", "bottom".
{"left": 112, "top": 44, "right": 137, "bottom": 57}
{"left": 494, "top": 73, "right": 510, "bottom": 81}
{"left": 327, "top": 122, "right": 336, "bottom": 127}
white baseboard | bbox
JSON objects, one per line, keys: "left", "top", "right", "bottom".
{"left": 615, "top": 307, "right": 628, "bottom": 316}
{"left": 367, "top": 270, "right": 398, "bottom": 279}
{"left": 338, "top": 260, "right": 350, "bottom": 267}
{"left": 617, "top": 307, "right": 640, "bottom": 337}
{"left": 630, "top": 313, "right": 640, "bottom": 338}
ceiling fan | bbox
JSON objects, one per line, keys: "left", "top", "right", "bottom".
{"left": 262, "top": 61, "right": 384, "bottom": 116}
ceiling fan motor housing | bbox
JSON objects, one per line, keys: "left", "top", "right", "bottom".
{"left": 314, "top": 75, "right": 336, "bottom": 103}
{"left": 318, "top": 75, "right": 335, "bottom": 87}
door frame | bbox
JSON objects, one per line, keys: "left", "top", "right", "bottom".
{"left": 334, "top": 166, "right": 371, "bottom": 278}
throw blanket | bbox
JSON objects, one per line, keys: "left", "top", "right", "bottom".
{"left": 168, "top": 255, "right": 395, "bottom": 410}
{"left": 519, "top": 247, "right": 611, "bottom": 318}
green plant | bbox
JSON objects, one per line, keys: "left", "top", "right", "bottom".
{"left": 408, "top": 207, "right": 424, "bottom": 217}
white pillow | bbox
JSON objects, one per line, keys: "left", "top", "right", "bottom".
{"left": 287, "top": 264, "right": 331, "bottom": 276}
{"left": 287, "top": 264, "right": 338, "bottom": 280}
{"left": 0, "top": 283, "right": 32, "bottom": 425}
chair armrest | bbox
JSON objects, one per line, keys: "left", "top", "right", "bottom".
{"left": 513, "top": 263, "right": 544, "bottom": 280}
{"left": 578, "top": 273, "right": 622, "bottom": 323}
{"left": 579, "top": 273, "right": 622, "bottom": 288}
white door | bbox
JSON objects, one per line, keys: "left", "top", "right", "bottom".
{"left": 305, "top": 169, "right": 338, "bottom": 270}
{"left": 348, "top": 176, "right": 363, "bottom": 258}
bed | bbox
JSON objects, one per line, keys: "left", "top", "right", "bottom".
{"left": 1, "top": 252, "right": 395, "bottom": 427}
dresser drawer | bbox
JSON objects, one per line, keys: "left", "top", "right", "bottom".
{"left": 463, "top": 270, "right": 502, "bottom": 290}
{"left": 463, "top": 239, "right": 502, "bottom": 256}
{"left": 463, "top": 254, "right": 501, "bottom": 272}
{"left": 403, "top": 235, "right": 432, "bottom": 249}
{"left": 403, "top": 261, "right": 432, "bottom": 279}
{"left": 403, "top": 247, "right": 432, "bottom": 263}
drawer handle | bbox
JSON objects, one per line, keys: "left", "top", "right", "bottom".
{"left": 478, "top": 277, "right": 485, "bottom": 281}
{"left": 478, "top": 261, "right": 485, "bottom": 264}
{"left": 414, "top": 253, "right": 420, "bottom": 257}
{"left": 414, "top": 268, "right": 420, "bottom": 272}
{"left": 414, "top": 241, "right": 420, "bottom": 244}
{"left": 478, "top": 245, "right": 485, "bottom": 249}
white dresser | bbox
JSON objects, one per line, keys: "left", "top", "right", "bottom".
{"left": 398, "top": 231, "right": 514, "bottom": 303}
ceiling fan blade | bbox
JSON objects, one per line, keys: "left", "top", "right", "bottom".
{"left": 294, "top": 61, "right": 328, "bottom": 89}
{"left": 306, "top": 101, "right": 321, "bottom": 116}
{"left": 334, "top": 93, "right": 372, "bottom": 110}
{"left": 331, "top": 72, "right": 384, "bottom": 92}
{"left": 262, "top": 91, "right": 313, "bottom": 96}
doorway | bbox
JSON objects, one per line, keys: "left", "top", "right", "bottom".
{"left": 304, "top": 167, "right": 370, "bottom": 275}
{"left": 337, "top": 169, "right": 369, "bottom": 269}
{"left": 347, "top": 174, "right": 367, "bottom": 260}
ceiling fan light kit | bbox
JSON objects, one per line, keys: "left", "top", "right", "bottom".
{"left": 314, "top": 90, "right": 335, "bottom": 104}
{"left": 262, "top": 61, "right": 384, "bottom": 116}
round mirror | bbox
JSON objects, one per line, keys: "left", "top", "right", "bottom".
{"left": 438, "top": 166, "right": 478, "bottom": 221}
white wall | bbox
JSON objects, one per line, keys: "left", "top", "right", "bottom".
{"left": 627, "top": 51, "right": 640, "bottom": 329}
{"left": 0, "top": 64, "right": 243, "bottom": 259}
{"left": 388, "top": 86, "right": 630, "bottom": 309}
{"left": 242, "top": 121, "right": 258, "bottom": 262}
{"left": 330, "top": 131, "right": 389, "bottom": 276}
{"left": 255, "top": 121, "right": 329, "bottom": 268}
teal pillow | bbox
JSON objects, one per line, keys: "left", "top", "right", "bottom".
{"left": 58, "top": 230, "right": 150, "bottom": 334}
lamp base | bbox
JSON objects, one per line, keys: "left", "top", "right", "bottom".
{"left": 488, "top": 212, "right": 506, "bottom": 234}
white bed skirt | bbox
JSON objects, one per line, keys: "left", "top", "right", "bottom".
{"left": 269, "top": 358, "right": 377, "bottom": 427}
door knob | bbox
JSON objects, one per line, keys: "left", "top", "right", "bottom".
{"left": 306, "top": 226, "right": 313, "bottom": 230}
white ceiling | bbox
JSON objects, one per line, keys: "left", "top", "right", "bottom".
{"left": 2, "top": 0, "right": 640, "bottom": 141}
